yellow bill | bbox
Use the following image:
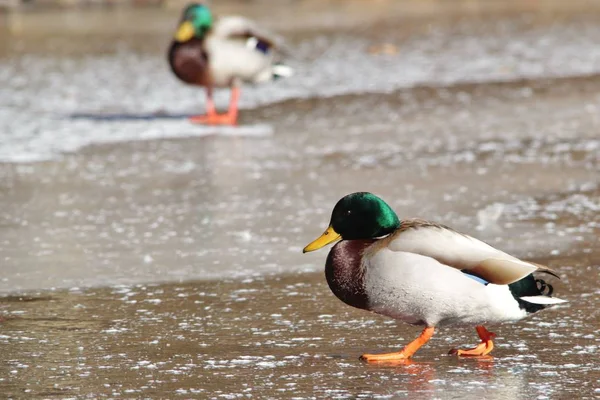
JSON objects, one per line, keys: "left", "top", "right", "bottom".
{"left": 175, "top": 21, "right": 195, "bottom": 42}
{"left": 303, "top": 225, "right": 341, "bottom": 253}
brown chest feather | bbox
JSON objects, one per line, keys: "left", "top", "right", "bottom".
{"left": 325, "top": 240, "right": 376, "bottom": 310}
{"left": 168, "top": 39, "right": 210, "bottom": 86}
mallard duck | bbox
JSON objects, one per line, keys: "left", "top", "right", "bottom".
{"left": 303, "top": 192, "right": 566, "bottom": 362}
{"left": 168, "top": 3, "right": 293, "bottom": 126}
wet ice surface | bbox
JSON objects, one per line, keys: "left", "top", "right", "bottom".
{"left": 1, "top": 0, "right": 600, "bottom": 398}
{"left": 1, "top": 75, "right": 598, "bottom": 291}
{"left": 0, "top": 266, "right": 599, "bottom": 399}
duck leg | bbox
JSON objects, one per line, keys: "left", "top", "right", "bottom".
{"left": 190, "top": 87, "right": 219, "bottom": 124}
{"left": 219, "top": 85, "right": 240, "bottom": 125}
{"left": 190, "top": 86, "right": 239, "bottom": 126}
{"left": 449, "top": 325, "right": 496, "bottom": 357}
{"left": 360, "top": 326, "right": 435, "bottom": 363}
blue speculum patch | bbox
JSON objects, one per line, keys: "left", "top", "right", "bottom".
{"left": 255, "top": 39, "right": 270, "bottom": 53}
{"left": 462, "top": 270, "right": 489, "bottom": 286}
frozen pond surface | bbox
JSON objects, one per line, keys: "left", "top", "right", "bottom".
{"left": 0, "top": 269, "right": 599, "bottom": 398}
{"left": 0, "top": 0, "right": 599, "bottom": 398}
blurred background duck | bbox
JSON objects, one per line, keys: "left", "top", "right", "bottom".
{"left": 168, "top": 3, "right": 293, "bottom": 125}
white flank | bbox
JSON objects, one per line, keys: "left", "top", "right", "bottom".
{"left": 362, "top": 249, "right": 528, "bottom": 326}
{"left": 246, "top": 37, "right": 259, "bottom": 49}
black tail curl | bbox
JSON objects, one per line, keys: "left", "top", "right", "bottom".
{"left": 535, "top": 277, "right": 554, "bottom": 296}
{"left": 509, "top": 271, "right": 559, "bottom": 313}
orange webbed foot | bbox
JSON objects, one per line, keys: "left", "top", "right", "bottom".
{"left": 360, "top": 351, "right": 411, "bottom": 363}
{"left": 449, "top": 326, "right": 496, "bottom": 357}
{"left": 361, "top": 326, "right": 435, "bottom": 364}
{"left": 189, "top": 113, "right": 237, "bottom": 126}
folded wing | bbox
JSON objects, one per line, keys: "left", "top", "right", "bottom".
{"left": 385, "top": 219, "right": 551, "bottom": 285}
{"left": 213, "top": 16, "right": 288, "bottom": 53}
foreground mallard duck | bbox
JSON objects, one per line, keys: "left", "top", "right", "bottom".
{"left": 168, "top": 3, "right": 293, "bottom": 125}
{"left": 303, "top": 192, "right": 566, "bottom": 362}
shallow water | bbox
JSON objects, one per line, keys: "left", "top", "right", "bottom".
{"left": 0, "top": 0, "right": 599, "bottom": 398}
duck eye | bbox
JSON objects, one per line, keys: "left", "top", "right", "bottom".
{"left": 347, "top": 210, "right": 352, "bottom": 215}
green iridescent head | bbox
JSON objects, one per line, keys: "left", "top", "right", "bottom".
{"left": 174, "top": 3, "right": 213, "bottom": 42}
{"left": 303, "top": 192, "right": 401, "bottom": 252}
